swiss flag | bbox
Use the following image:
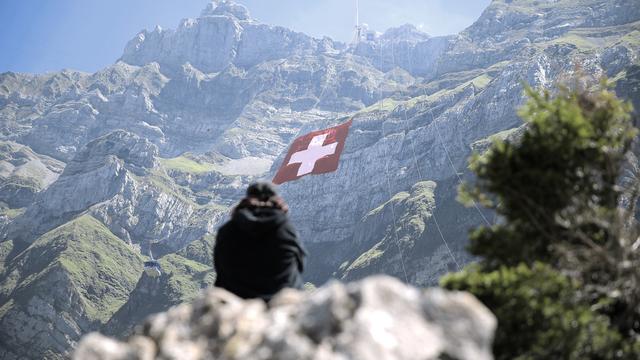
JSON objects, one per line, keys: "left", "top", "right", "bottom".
{"left": 273, "top": 119, "right": 352, "bottom": 185}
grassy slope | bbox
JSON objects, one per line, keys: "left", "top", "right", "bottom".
{"left": 1, "top": 215, "right": 143, "bottom": 324}
{"left": 160, "top": 155, "right": 216, "bottom": 174}
{"left": 57, "top": 215, "right": 143, "bottom": 322}
{"left": 159, "top": 253, "right": 215, "bottom": 303}
{"left": 0, "top": 240, "right": 14, "bottom": 267}
{"left": 358, "top": 70, "right": 495, "bottom": 116}
{"left": 342, "top": 181, "right": 436, "bottom": 277}
{"left": 176, "top": 234, "right": 215, "bottom": 266}
{"left": 104, "top": 237, "right": 215, "bottom": 336}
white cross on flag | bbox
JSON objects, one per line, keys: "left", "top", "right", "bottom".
{"left": 273, "top": 119, "right": 352, "bottom": 185}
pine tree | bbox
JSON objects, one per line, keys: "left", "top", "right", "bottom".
{"left": 444, "top": 82, "right": 640, "bottom": 359}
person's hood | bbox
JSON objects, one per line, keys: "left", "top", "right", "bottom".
{"left": 233, "top": 207, "right": 288, "bottom": 233}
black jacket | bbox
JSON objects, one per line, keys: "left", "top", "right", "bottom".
{"left": 213, "top": 207, "right": 306, "bottom": 301}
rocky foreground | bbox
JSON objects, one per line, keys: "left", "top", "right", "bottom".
{"left": 74, "top": 276, "right": 496, "bottom": 360}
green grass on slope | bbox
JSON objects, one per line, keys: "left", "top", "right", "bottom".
{"left": 160, "top": 155, "right": 216, "bottom": 174}
{"left": 537, "top": 22, "right": 640, "bottom": 52}
{"left": 547, "top": 33, "right": 598, "bottom": 50}
{"left": 0, "top": 298, "right": 13, "bottom": 319}
{"left": 470, "top": 74, "right": 492, "bottom": 89}
{"left": 131, "top": 169, "right": 200, "bottom": 208}
{"left": 425, "top": 74, "right": 493, "bottom": 102}
{"left": 358, "top": 72, "right": 494, "bottom": 116}
{"left": 342, "top": 181, "right": 436, "bottom": 277}
{"left": 617, "top": 30, "right": 640, "bottom": 47}
{"left": 367, "top": 191, "right": 410, "bottom": 218}
{"left": 56, "top": 216, "right": 143, "bottom": 322}
{"left": 176, "top": 234, "right": 215, "bottom": 266}
{"left": 491, "top": 0, "right": 599, "bottom": 14}
{"left": 0, "top": 201, "right": 26, "bottom": 220}
{"left": 103, "top": 249, "right": 216, "bottom": 337}
{"left": 0, "top": 207, "right": 25, "bottom": 219}
{"left": 2, "top": 175, "right": 43, "bottom": 192}
{"left": 368, "top": 181, "right": 435, "bottom": 245}
{"left": 159, "top": 253, "right": 215, "bottom": 303}
{"left": 4, "top": 215, "right": 143, "bottom": 323}
{"left": 348, "top": 242, "right": 385, "bottom": 271}
{"left": 393, "top": 182, "right": 436, "bottom": 240}
{"left": 0, "top": 240, "right": 14, "bottom": 269}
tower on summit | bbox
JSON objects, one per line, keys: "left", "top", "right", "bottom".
{"left": 352, "top": 0, "right": 379, "bottom": 45}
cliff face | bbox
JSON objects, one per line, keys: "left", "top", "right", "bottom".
{"left": 0, "top": 0, "right": 639, "bottom": 358}
{"left": 0, "top": 141, "right": 63, "bottom": 209}
{"left": 6, "top": 131, "right": 225, "bottom": 251}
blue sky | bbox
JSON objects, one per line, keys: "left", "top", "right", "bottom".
{"left": 0, "top": 0, "right": 490, "bottom": 74}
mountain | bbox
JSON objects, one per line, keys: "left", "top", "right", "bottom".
{"left": 0, "top": 215, "right": 142, "bottom": 359}
{"left": 0, "top": 0, "right": 639, "bottom": 358}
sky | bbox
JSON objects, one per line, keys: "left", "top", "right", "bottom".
{"left": 0, "top": 0, "right": 490, "bottom": 74}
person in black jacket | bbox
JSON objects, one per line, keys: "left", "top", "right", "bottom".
{"left": 213, "top": 182, "right": 307, "bottom": 302}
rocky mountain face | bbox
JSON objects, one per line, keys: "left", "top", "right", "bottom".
{"left": 6, "top": 130, "right": 226, "bottom": 251}
{"left": 74, "top": 276, "right": 496, "bottom": 360}
{"left": 0, "top": 0, "right": 639, "bottom": 358}
{"left": 0, "top": 141, "right": 63, "bottom": 210}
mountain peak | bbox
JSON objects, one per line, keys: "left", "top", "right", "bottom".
{"left": 200, "top": 0, "right": 251, "bottom": 21}
{"left": 380, "top": 24, "right": 431, "bottom": 43}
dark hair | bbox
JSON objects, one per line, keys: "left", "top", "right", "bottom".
{"left": 246, "top": 182, "right": 278, "bottom": 201}
{"left": 233, "top": 182, "right": 289, "bottom": 214}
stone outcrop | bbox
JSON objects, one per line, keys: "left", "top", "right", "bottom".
{"left": 0, "top": 141, "right": 63, "bottom": 208}
{"left": 74, "top": 276, "right": 496, "bottom": 360}
{"left": 5, "top": 131, "right": 225, "bottom": 251}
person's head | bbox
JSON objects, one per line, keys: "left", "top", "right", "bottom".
{"left": 246, "top": 182, "right": 278, "bottom": 201}
{"left": 234, "top": 182, "right": 289, "bottom": 214}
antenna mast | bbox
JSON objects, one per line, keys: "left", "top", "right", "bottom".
{"left": 353, "top": 0, "right": 361, "bottom": 44}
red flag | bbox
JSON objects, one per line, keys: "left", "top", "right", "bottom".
{"left": 273, "top": 119, "right": 352, "bottom": 185}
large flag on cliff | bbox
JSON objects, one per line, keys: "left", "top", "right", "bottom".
{"left": 273, "top": 119, "right": 352, "bottom": 185}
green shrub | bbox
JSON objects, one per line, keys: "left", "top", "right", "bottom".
{"left": 442, "top": 263, "right": 633, "bottom": 360}
{"left": 449, "top": 83, "right": 640, "bottom": 359}
{"left": 461, "top": 84, "right": 636, "bottom": 268}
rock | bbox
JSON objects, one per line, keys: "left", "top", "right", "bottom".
{"left": 5, "top": 130, "right": 225, "bottom": 250}
{"left": 380, "top": 24, "right": 431, "bottom": 43}
{"left": 73, "top": 333, "right": 155, "bottom": 360}
{"left": 334, "top": 179, "right": 484, "bottom": 286}
{"left": 0, "top": 141, "right": 64, "bottom": 208}
{"left": 64, "top": 130, "right": 159, "bottom": 175}
{"left": 74, "top": 276, "right": 496, "bottom": 360}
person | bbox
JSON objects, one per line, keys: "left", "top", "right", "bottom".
{"left": 213, "top": 182, "right": 307, "bottom": 302}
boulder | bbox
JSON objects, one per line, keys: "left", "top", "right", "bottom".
{"left": 74, "top": 276, "right": 496, "bottom": 360}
